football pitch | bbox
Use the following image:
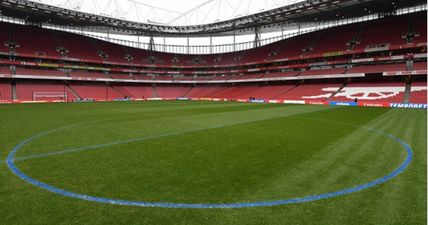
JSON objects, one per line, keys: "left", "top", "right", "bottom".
{"left": 0, "top": 101, "right": 426, "bottom": 225}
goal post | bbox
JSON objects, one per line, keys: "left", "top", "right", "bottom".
{"left": 33, "top": 92, "right": 68, "bottom": 102}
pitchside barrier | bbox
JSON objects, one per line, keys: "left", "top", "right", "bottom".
{"left": 0, "top": 98, "right": 426, "bottom": 109}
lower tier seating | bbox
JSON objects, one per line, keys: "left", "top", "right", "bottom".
{"left": 0, "top": 81, "right": 11, "bottom": 101}
{"left": 111, "top": 85, "right": 154, "bottom": 99}
{"left": 156, "top": 85, "right": 193, "bottom": 98}
{"left": 410, "top": 81, "right": 427, "bottom": 104}
{"left": 69, "top": 83, "right": 124, "bottom": 100}
{"left": 0, "top": 79, "right": 425, "bottom": 104}
{"left": 329, "top": 82, "right": 407, "bottom": 103}
{"left": 279, "top": 83, "right": 343, "bottom": 100}
{"left": 15, "top": 82, "right": 75, "bottom": 101}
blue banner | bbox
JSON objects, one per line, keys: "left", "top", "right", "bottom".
{"left": 389, "top": 103, "right": 428, "bottom": 109}
{"left": 329, "top": 101, "right": 358, "bottom": 106}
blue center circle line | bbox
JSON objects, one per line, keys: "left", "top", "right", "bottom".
{"left": 6, "top": 125, "right": 413, "bottom": 209}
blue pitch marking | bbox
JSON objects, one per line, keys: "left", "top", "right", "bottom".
{"left": 6, "top": 125, "right": 413, "bottom": 209}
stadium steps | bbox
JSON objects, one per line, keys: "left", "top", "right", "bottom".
{"left": 91, "top": 39, "right": 106, "bottom": 60}
{"left": 51, "top": 31, "right": 65, "bottom": 56}
{"left": 182, "top": 86, "right": 195, "bottom": 97}
{"left": 405, "top": 16, "right": 416, "bottom": 43}
{"left": 347, "top": 24, "right": 364, "bottom": 50}
{"left": 326, "top": 82, "right": 348, "bottom": 100}
{"left": 65, "top": 83, "right": 81, "bottom": 99}
{"left": 11, "top": 82, "right": 17, "bottom": 100}
{"left": 152, "top": 83, "right": 158, "bottom": 98}
{"left": 8, "top": 26, "right": 16, "bottom": 53}
{"left": 302, "top": 30, "right": 325, "bottom": 55}
{"left": 403, "top": 82, "right": 412, "bottom": 103}
{"left": 109, "top": 85, "right": 132, "bottom": 98}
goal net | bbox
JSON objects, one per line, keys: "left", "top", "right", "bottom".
{"left": 33, "top": 92, "right": 68, "bottom": 101}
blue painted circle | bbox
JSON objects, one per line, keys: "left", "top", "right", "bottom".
{"left": 6, "top": 125, "right": 413, "bottom": 208}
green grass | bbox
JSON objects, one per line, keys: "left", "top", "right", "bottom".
{"left": 0, "top": 101, "right": 426, "bottom": 225}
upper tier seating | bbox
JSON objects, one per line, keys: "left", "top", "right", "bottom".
{"left": 93, "top": 40, "right": 129, "bottom": 63}
{"left": 174, "top": 76, "right": 194, "bottom": 81}
{"left": 234, "top": 74, "right": 265, "bottom": 80}
{"left": 111, "top": 73, "right": 133, "bottom": 80}
{"left": 413, "top": 62, "right": 427, "bottom": 71}
{"left": 14, "top": 26, "right": 61, "bottom": 57}
{"left": 211, "top": 75, "right": 232, "bottom": 81}
{"left": 155, "top": 76, "right": 173, "bottom": 81}
{"left": 0, "top": 66, "right": 11, "bottom": 75}
{"left": 133, "top": 75, "right": 154, "bottom": 80}
{"left": 308, "top": 24, "right": 359, "bottom": 54}
{"left": 299, "top": 68, "right": 346, "bottom": 76}
{"left": 357, "top": 16, "right": 408, "bottom": 49}
{"left": 263, "top": 71, "right": 300, "bottom": 78}
{"left": 0, "top": 12, "right": 424, "bottom": 68}
{"left": 270, "top": 33, "right": 318, "bottom": 59}
{"left": 69, "top": 71, "right": 109, "bottom": 79}
{"left": 0, "top": 23, "right": 11, "bottom": 53}
{"left": 348, "top": 63, "right": 407, "bottom": 74}
{"left": 58, "top": 32, "right": 101, "bottom": 60}
{"left": 15, "top": 68, "right": 66, "bottom": 77}
{"left": 194, "top": 76, "right": 213, "bottom": 81}
{"left": 413, "top": 14, "right": 427, "bottom": 44}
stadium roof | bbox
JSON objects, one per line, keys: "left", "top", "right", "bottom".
{"left": 0, "top": 0, "right": 426, "bottom": 36}
{"left": 27, "top": 0, "right": 308, "bottom": 26}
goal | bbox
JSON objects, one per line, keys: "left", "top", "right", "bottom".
{"left": 33, "top": 92, "right": 68, "bottom": 101}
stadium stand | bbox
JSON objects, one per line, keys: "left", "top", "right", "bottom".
{"left": 328, "top": 82, "right": 407, "bottom": 103}
{"left": 69, "top": 83, "right": 124, "bottom": 100}
{"left": 308, "top": 24, "right": 359, "bottom": 54}
{"left": 156, "top": 85, "right": 193, "bottom": 98}
{"left": 110, "top": 73, "right": 133, "bottom": 80}
{"left": 280, "top": 83, "right": 343, "bottom": 100}
{"left": 13, "top": 25, "right": 61, "bottom": 57}
{"left": 111, "top": 84, "right": 153, "bottom": 99}
{"left": 299, "top": 68, "right": 346, "bottom": 76}
{"left": 0, "top": 23, "right": 11, "bottom": 53}
{"left": 184, "top": 85, "right": 227, "bottom": 98}
{"left": 357, "top": 17, "right": 409, "bottom": 48}
{"left": 0, "top": 81, "right": 12, "bottom": 101}
{"left": 264, "top": 71, "right": 300, "bottom": 78}
{"left": 15, "top": 68, "right": 66, "bottom": 77}
{"left": 69, "top": 71, "right": 109, "bottom": 79}
{"left": 347, "top": 63, "right": 408, "bottom": 74}
{"left": 15, "top": 82, "right": 73, "bottom": 101}
{"left": 0, "top": 10, "right": 426, "bottom": 104}
{"left": 0, "top": 66, "right": 11, "bottom": 75}
{"left": 409, "top": 81, "right": 427, "bottom": 103}
{"left": 413, "top": 62, "right": 427, "bottom": 71}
